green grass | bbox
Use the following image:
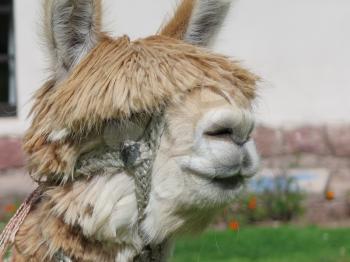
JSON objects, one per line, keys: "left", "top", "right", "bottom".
{"left": 2, "top": 223, "right": 349, "bottom": 261}
{"left": 171, "top": 226, "right": 350, "bottom": 262}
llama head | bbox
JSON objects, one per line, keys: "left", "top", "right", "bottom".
{"left": 144, "top": 88, "right": 259, "bottom": 242}
{"left": 25, "top": 0, "right": 260, "bottom": 247}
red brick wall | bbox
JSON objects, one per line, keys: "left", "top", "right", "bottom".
{"left": 254, "top": 125, "right": 350, "bottom": 158}
{"left": 0, "top": 138, "right": 25, "bottom": 170}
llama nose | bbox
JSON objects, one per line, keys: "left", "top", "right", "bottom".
{"left": 198, "top": 108, "right": 255, "bottom": 146}
{"left": 204, "top": 124, "right": 253, "bottom": 146}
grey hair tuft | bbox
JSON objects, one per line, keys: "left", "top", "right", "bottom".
{"left": 184, "top": 0, "right": 232, "bottom": 47}
{"left": 43, "top": 0, "right": 102, "bottom": 80}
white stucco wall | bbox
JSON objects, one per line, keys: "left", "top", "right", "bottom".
{"left": 1, "top": 0, "right": 349, "bottom": 136}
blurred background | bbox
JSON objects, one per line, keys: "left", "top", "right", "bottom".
{"left": 0, "top": 0, "right": 349, "bottom": 261}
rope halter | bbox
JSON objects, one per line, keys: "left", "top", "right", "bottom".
{"left": 0, "top": 113, "right": 168, "bottom": 261}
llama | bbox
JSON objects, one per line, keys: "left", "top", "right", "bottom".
{"left": 1, "top": 0, "right": 260, "bottom": 261}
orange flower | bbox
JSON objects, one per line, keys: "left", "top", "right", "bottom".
{"left": 248, "top": 196, "right": 257, "bottom": 210}
{"left": 325, "top": 191, "right": 335, "bottom": 201}
{"left": 228, "top": 220, "right": 240, "bottom": 231}
{"left": 4, "top": 203, "right": 17, "bottom": 214}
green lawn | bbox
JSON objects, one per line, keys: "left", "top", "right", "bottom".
{"left": 171, "top": 226, "right": 350, "bottom": 262}
{"left": 1, "top": 223, "right": 349, "bottom": 261}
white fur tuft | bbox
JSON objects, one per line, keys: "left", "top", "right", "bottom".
{"left": 48, "top": 128, "right": 69, "bottom": 142}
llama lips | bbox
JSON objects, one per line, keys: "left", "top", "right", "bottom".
{"left": 212, "top": 174, "right": 245, "bottom": 189}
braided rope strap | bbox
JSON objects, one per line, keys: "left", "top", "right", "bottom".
{"left": 0, "top": 113, "right": 166, "bottom": 262}
{"left": 123, "top": 114, "right": 169, "bottom": 262}
{"left": 54, "top": 113, "right": 168, "bottom": 261}
{"left": 0, "top": 188, "right": 42, "bottom": 259}
{"left": 76, "top": 114, "right": 168, "bottom": 261}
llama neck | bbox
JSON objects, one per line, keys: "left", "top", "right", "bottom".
{"left": 12, "top": 172, "right": 177, "bottom": 261}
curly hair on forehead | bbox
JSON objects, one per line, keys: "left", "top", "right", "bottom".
{"left": 28, "top": 35, "right": 257, "bottom": 136}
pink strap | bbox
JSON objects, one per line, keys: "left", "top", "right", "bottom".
{"left": 0, "top": 188, "right": 41, "bottom": 259}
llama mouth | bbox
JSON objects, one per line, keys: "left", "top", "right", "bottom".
{"left": 212, "top": 174, "right": 245, "bottom": 189}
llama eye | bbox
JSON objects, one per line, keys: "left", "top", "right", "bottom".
{"left": 205, "top": 128, "right": 233, "bottom": 138}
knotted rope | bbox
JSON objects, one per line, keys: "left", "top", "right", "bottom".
{"left": 77, "top": 114, "right": 167, "bottom": 261}
{"left": 0, "top": 113, "right": 166, "bottom": 261}
{"left": 0, "top": 187, "right": 42, "bottom": 259}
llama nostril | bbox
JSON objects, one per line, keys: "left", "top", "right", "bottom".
{"left": 200, "top": 109, "right": 255, "bottom": 146}
{"left": 204, "top": 128, "right": 233, "bottom": 139}
{"left": 204, "top": 127, "right": 250, "bottom": 146}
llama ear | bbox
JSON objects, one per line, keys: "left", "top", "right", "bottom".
{"left": 43, "top": 0, "right": 102, "bottom": 79}
{"left": 161, "top": 0, "right": 232, "bottom": 47}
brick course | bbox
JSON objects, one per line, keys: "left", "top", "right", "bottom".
{"left": 0, "top": 138, "right": 25, "bottom": 170}
{"left": 254, "top": 125, "right": 350, "bottom": 158}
